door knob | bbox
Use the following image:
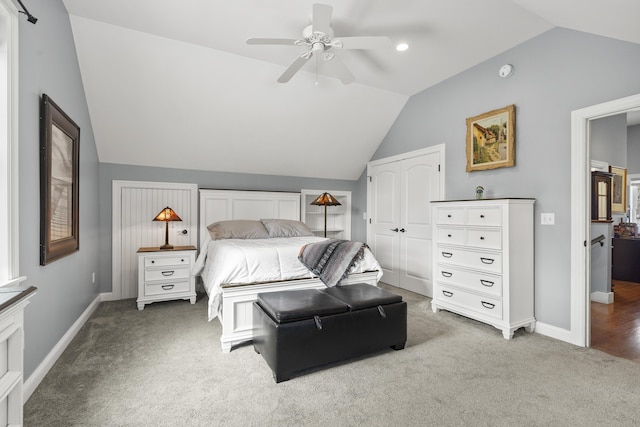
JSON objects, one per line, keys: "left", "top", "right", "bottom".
{"left": 390, "top": 228, "right": 399, "bottom": 232}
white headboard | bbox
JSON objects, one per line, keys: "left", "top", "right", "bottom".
{"left": 199, "top": 189, "right": 301, "bottom": 248}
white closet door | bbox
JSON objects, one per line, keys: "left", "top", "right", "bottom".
{"left": 112, "top": 181, "right": 198, "bottom": 300}
{"left": 367, "top": 147, "right": 443, "bottom": 297}
{"left": 369, "top": 161, "right": 401, "bottom": 286}
{"left": 398, "top": 152, "right": 440, "bottom": 296}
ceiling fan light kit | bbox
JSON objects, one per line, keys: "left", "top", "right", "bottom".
{"left": 246, "top": 3, "right": 392, "bottom": 84}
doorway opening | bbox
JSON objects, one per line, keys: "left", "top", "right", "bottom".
{"left": 571, "top": 93, "right": 640, "bottom": 348}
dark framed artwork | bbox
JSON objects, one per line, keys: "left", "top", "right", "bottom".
{"left": 40, "top": 94, "right": 80, "bottom": 265}
{"left": 466, "top": 104, "right": 515, "bottom": 172}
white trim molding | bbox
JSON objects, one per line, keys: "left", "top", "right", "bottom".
{"left": 590, "top": 291, "right": 614, "bottom": 304}
{"left": 570, "top": 93, "right": 640, "bottom": 347}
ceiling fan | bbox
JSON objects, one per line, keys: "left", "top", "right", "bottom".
{"left": 246, "top": 3, "right": 392, "bottom": 84}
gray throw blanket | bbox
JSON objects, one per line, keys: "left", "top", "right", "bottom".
{"left": 298, "top": 239, "right": 368, "bottom": 287}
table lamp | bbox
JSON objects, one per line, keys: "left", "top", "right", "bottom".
{"left": 153, "top": 206, "right": 182, "bottom": 249}
{"left": 310, "top": 192, "right": 341, "bottom": 237}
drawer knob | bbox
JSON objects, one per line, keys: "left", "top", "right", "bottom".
{"left": 480, "top": 279, "right": 494, "bottom": 287}
{"left": 447, "top": 214, "right": 452, "bottom": 218}
{"left": 447, "top": 234, "right": 452, "bottom": 238}
{"left": 161, "top": 284, "right": 175, "bottom": 290}
{"left": 441, "top": 271, "right": 453, "bottom": 278}
{"left": 480, "top": 236, "right": 485, "bottom": 240}
{"left": 181, "top": 259, "right": 184, "bottom": 262}
{"left": 442, "top": 290, "right": 453, "bottom": 297}
{"left": 481, "top": 301, "right": 495, "bottom": 309}
{"left": 480, "top": 257, "right": 494, "bottom": 264}
{"left": 161, "top": 270, "right": 175, "bottom": 276}
{"left": 480, "top": 214, "right": 485, "bottom": 218}
{"left": 442, "top": 252, "right": 453, "bottom": 258}
{"left": 151, "top": 260, "right": 155, "bottom": 264}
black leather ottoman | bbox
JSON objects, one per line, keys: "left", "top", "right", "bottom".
{"left": 253, "top": 283, "right": 407, "bottom": 383}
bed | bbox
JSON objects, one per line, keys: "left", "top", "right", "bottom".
{"left": 194, "top": 189, "right": 382, "bottom": 352}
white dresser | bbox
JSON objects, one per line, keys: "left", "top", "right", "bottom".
{"left": 431, "top": 199, "right": 535, "bottom": 339}
{"left": 137, "top": 246, "right": 197, "bottom": 310}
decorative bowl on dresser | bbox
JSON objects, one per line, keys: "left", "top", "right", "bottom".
{"left": 137, "top": 246, "right": 197, "bottom": 310}
{"left": 430, "top": 198, "right": 535, "bottom": 339}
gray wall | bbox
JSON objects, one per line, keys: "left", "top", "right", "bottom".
{"left": 20, "top": 1, "right": 101, "bottom": 379}
{"left": 591, "top": 114, "right": 628, "bottom": 169}
{"left": 362, "top": 28, "right": 640, "bottom": 330}
{"left": 98, "top": 163, "right": 360, "bottom": 293}
{"left": 628, "top": 125, "right": 640, "bottom": 175}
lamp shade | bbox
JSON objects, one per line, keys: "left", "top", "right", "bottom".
{"left": 310, "top": 192, "right": 341, "bottom": 207}
{"left": 153, "top": 207, "right": 182, "bottom": 222}
{"left": 153, "top": 207, "right": 182, "bottom": 249}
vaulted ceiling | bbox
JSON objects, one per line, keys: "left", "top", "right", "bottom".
{"left": 61, "top": 0, "right": 640, "bottom": 180}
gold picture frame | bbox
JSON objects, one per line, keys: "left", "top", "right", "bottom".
{"left": 609, "top": 165, "right": 627, "bottom": 214}
{"left": 40, "top": 94, "right": 80, "bottom": 265}
{"left": 466, "top": 104, "right": 515, "bottom": 172}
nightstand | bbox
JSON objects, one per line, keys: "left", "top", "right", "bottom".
{"left": 136, "top": 246, "right": 197, "bottom": 310}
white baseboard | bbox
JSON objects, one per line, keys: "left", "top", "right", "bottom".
{"left": 590, "top": 291, "right": 614, "bottom": 304}
{"left": 535, "top": 321, "right": 574, "bottom": 344}
{"left": 100, "top": 291, "right": 117, "bottom": 302}
{"left": 23, "top": 292, "right": 109, "bottom": 402}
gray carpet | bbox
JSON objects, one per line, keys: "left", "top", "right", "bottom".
{"left": 25, "top": 284, "right": 640, "bottom": 426}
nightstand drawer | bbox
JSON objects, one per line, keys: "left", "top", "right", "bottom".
{"left": 145, "top": 267, "right": 190, "bottom": 282}
{"left": 144, "top": 281, "right": 190, "bottom": 296}
{"left": 145, "top": 256, "right": 190, "bottom": 267}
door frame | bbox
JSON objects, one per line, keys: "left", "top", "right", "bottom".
{"left": 570, "top": 93, "right": 640, "bottom": 347}
{"left": 110, "top": 180, "right": 198, "bottom": 301}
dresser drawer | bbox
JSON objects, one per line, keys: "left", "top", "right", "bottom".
{"left": 467, "top": 206, "right": 502, "bottom": 226}
{"left": 145, "top": 267, "right": 190, "bottom": 282}
{"left": 436, "top": 247, "right": 502, "bottom": 274}
{"left": 436, "top": 265, "right": 502, "bottom": 297}
{"left": 438, "top": 285, "right": 503, "bottom": 320}
{"left": 436, "top": 207, "right": 465, "bottom": 225}
{"left": 436, "top": 227, "right": 465, "bottom": 245}
{"left": 144, "top": 281, "right": 190, "bottom": 296}
{"left": 467, "top": 229, "right": 502, "bottom": 250}
{"left": 145, "top": 256, "right": 190, "bottom": 267}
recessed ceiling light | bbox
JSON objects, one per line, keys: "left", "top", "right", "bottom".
{"left": 396, "top": 43, "right": 409, "bottom": 52}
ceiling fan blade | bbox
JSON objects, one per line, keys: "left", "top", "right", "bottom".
{"left": 312, "top": 3, "right": 332, "bottom": 34}
{"left": 328, "top": 55, "right": 355, "bottom": 84}
{"left": 277, "top": 54, "right": 311, "bottom": 83}
{"left": 246, "top": 38, "right": 299, "bottom": 46}
{"left": 334, "top": 36, "right": 392, "bottom": 50}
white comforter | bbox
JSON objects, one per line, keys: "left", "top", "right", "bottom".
{"left": 193, "top": 236, "right": 382, "bottom": 321}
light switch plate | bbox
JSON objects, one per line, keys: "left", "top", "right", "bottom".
{"left": 541, "top": 213, "right": 555, "bottom": 225}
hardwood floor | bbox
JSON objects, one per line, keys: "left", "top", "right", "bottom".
{"left": 591, "top": 280, "right": 640, "bottom": 362}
